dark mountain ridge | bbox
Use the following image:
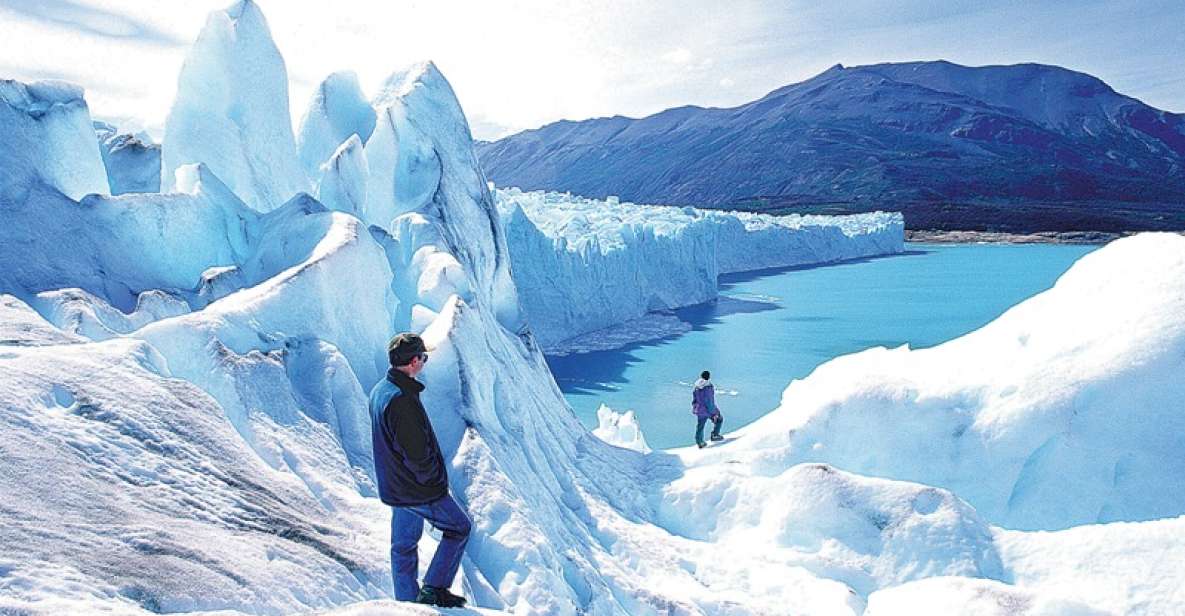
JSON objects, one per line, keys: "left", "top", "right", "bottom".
{"left": 476, "top": 61, "right": 1185, "bottom": 231}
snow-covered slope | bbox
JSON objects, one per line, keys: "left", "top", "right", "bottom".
{"left": 690, "top": 232, "right": 1185, "bottom": 531}
{"left": 496, "top": 188, "right": 903, "bottom": 348}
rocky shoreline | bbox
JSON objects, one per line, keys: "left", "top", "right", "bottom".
{"left": 905, "top": 229, "right": 1132, "bottom": 244}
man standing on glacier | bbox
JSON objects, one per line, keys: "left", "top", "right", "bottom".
{"left": 369, "top": 333, "right": 471, "bottom": 608}
{"left": 692, "top": 370, "right": 725, "bottom": 448}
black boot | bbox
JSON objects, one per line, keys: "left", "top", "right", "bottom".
{"left": 710, "top": 433, "right": 724, "bottom": 441}
{"left": 416, "top": 585, "right": 467, "bottom": 608}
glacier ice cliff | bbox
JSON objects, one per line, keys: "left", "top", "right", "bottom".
{"left": 496, "top": 188, "right": 904, "bottom": 349}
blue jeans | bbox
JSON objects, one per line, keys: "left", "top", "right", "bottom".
{"left": 390, "top": 493, "right": 472, "bottom": 600}
{"left": 695, "top": 414, "right": 723, "bottom": 445}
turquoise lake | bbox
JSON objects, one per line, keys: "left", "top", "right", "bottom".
{"left": 546, "top": 242, "right": 1099, "bottom": 450}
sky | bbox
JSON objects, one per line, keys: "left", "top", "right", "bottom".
{"left": 0, "top": 0, "right": 1182, "bottom": 141}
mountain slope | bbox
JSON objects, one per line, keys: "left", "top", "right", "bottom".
{"left": 476, "top": 61, "right": 1185, "bottom": 231}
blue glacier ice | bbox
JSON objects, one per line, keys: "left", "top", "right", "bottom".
{"left": 496, "top": 187, "right": 904, "bottom": 348}
{"left": 160, "top": 0, "right": 308, "bottom": 211}
{"left": 0, "top": 79, "right": 109, "bottom": 201}
{"left": 93, "top": 121, "right": 161, "bottom": 194}
{"left": 1, "top": 2, "right": 1184, "bottom": 614}
{"left": 297, "top": 71, "right": 376, "bottom": 182}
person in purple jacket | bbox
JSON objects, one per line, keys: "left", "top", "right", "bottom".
{"left": 692, "top": 370, "right": 724, "bottom": 448}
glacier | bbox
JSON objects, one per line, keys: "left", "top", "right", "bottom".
{"left": 297, "top": 71, "right": 377, "bottom": 183}
{"left": 160, "top": 0, "right": 308, "bottom": 212}
{"left": 2, "top": 1, "right": 1184, "bottom": 615}
{"left": 495, "top": 187, "right": 904, "bottom": 349}
{"left": 0, "top": 79, "right": 109, "bottom": 201}
{"left": 94, "top": 121, "right": 162, "bottom": 195}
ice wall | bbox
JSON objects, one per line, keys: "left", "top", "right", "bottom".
{"left": 0, "top": 163, "right": 251, "bottom": 312}
{"left": 711, "top": 209, "right": 904, "bottom": 274}
{"left": 495, "top": 188, "right": 904, "bottom": 349}
{"left": 496, "top": 190, "right": 717, "bottom": 348}
{"left": 161, "top": 0, "right": 307, "bottom": 211}
{"left": 0, "top": 79, "right": 109, "bottom": 201}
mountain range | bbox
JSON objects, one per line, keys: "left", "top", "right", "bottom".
{"left": 476, "top": 61, "right": 1185, "bottom": 232}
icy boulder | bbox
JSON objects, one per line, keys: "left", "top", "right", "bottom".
{"left": 0, "top": 79, "right": 109, "bottom": 201}
{"left": 720, "top": 232, "right": 1185, "bottom": 531}
{"left": 297, "top": 71, "right": 376, "bottom": 180}
{"left": 495, "top": 188, "right": 903, "bottom": 349}
{"left": 161, "top": 0, "right": 307, "bottom": 211}
{"left": 592, "top": 405, "right": 651, "bottom": 453}
{"left": 94, "top": 121, "right": 161, "bottom": 194}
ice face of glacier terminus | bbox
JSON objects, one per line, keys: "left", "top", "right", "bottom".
{"left": 2, "top": 0, "right": 1185, "bottom": 614}
{"left": 495, "top": 187, "right": 905, "bottom": 349}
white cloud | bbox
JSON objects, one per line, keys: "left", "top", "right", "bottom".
{"left": 661, "top": 47, "right": 694, "bottom": 65}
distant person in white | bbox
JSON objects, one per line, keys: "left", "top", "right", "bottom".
{"left": 691, "top": 370, "right": 724, "bottom": 448}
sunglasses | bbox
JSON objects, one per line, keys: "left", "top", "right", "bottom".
{"left": 417, "top": 353, "right": 429, "bottom": 364}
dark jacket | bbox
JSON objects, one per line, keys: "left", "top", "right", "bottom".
{"left": 368, "top": 368, "right": 448, "bottom": 506}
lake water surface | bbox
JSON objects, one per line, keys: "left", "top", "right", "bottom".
{"left": 546, "top": 242, "right": 1098, "bottom": 449}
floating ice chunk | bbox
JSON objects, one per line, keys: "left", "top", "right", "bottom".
{"left": 94, "top": 121, "right": 161, "bottom": 194}
{"left": 546, "top": 312, "right": 692, "bottom": 356}
{"left": 161, "top": 0, "right": 308, "bottom": 211}
{"left": 593, "top": 405, "right": 651, "bottom": 453}
{"left": 297, "top": 71, "right": 376, "bottom": 180}
{"left": 316, "top": 134, "right": 368, "bottom": 215}
{"left": 0, "top": 79, "right": 109, "bottom": 201}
